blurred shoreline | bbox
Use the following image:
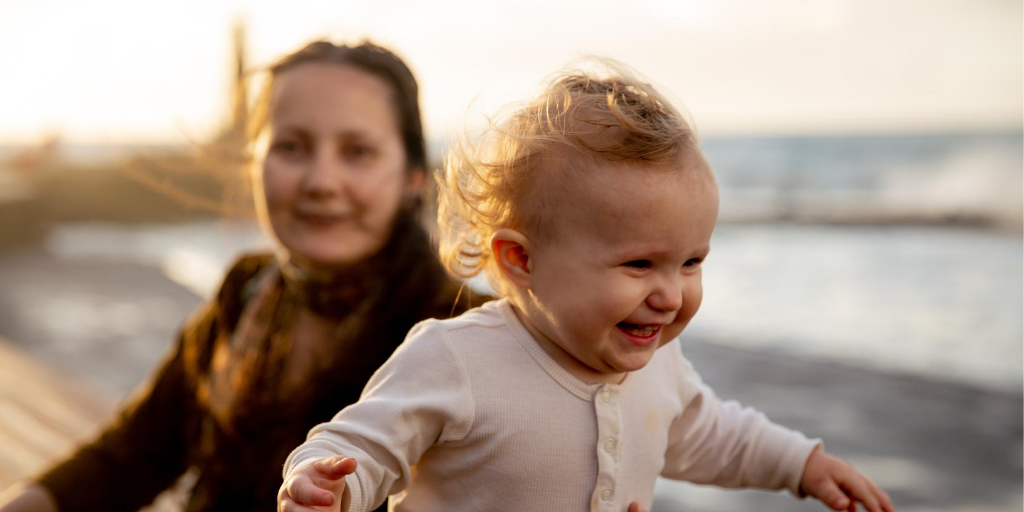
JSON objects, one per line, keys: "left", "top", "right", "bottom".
{"left": 1, "top": 130, "right": 1021, "bottom": 233}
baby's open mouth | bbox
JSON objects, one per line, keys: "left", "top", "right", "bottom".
{"left": 616, "top": 322, "right": 660, "bottom": 338}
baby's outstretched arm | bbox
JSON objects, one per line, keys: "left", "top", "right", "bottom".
{"left": 280, "top": 320, "right": 475, "bottom": 511}
{"left": 800, "top": 447, "right": 895, "bottom": 512}
{"left": 278, "top": 456, "right": 357, "bottom": 512}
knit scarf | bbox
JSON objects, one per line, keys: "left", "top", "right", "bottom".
{"left": 202, "top": 215, "right": 427, "bottom": 433}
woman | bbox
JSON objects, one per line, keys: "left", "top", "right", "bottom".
{"left": 0, "top": 41, "right": 473, "bottom": 512}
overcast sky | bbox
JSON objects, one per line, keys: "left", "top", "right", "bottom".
{"left": 1, "top": 0, "right": 1020, "bottom": 144}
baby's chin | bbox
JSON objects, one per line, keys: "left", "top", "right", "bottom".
{"left": 605, "top": 349, "right": 659, "bottom": 374}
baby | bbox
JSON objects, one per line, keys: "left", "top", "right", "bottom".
{"left": 278, "top": 62, "right": 895, "bottom": 512}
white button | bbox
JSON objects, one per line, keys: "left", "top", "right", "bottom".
{"left": 601, "top": 488, "right": 613, "bottom": 501}
{"left": 601, "top": 389, "right": 611, "bottom": 403}
{"left": 604, "top": 439, "right": 616, "bottom": 453}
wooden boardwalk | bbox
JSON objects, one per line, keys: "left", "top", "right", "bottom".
{"left": 0, "top": 336, "right": 115, "bottom": 489}
{"left": 0, "top": 338, "right": 190, "bottom": 511}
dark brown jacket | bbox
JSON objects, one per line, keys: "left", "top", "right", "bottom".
{"left": 38, "top": 225, "right": 478, "bottom": 512}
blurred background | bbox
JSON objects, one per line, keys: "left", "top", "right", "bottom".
{"left": 0, "top": 1, "right": 1020, "bottom": 511}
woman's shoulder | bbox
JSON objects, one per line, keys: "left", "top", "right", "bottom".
{"left": 215, "top": 252, "right": 276, "bottom": 309}
{"left": 179, "top": 253, "right": 275, "bottom": 352}
{"left": 172, "top": 252, "right": 276, "bottom": 382}
{"left": 221, "top": 252, "right": 276, "bottom": 290}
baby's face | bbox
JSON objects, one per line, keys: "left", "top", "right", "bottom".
{"left": 521, "top": 156, "right": 718, "bottom": 383}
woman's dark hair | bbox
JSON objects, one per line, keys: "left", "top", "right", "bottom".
{"left": 249, "top": 40, "right": 427, "bottom": 171}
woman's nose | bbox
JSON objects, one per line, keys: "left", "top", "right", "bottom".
{"left": 302, "top": 149, "right": 344, "bottom": 196}
{"left": 646, "top": 272, "right": 683, "bottom": 313}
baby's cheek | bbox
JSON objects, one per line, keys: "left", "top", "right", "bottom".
{"left": 682, "top": 282, "right": 703, "bottom": 318}
{"left": 660, "top": 323, "right": 687, "bottom": 345}
{"left": 664, "top": 297, "right": 700, "bottom": 341}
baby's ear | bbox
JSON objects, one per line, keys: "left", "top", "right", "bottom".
{"left": 491, "top": 228, "right": 532, "bottom": 289}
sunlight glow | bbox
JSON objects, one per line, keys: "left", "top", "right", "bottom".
{"left": 0, "top": 0, "right": 1020, "bottom": 144}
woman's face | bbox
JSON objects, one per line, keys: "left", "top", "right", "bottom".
{"left": 254, "top": 63, "right": 423, "bottom": 270}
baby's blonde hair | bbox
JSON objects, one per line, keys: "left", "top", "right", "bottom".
{"left": 438, "top": 59, "right": 700, "bottom": 293}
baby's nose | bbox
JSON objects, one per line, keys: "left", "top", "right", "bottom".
{"left": 647, "top": 278, "right": 683, "bottom": 313}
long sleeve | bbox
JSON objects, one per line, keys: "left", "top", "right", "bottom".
{"left": 661, "top": 352, "right": 820, "bottom": 495}
{"left": 283, "top": 320, "right": 475, "bottom": 512}
{"left": 35, "top": 302, "right": 215, "bottom": 512}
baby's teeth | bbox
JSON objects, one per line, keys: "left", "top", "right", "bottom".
{"left": 627, "top": 325, "right": 656, "bottom": 336}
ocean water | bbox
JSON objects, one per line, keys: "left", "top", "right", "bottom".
{"left": 43, "top": 219, "right": 1023, "bottom": 393}
{"left": 690, "top": 223, "right": 1022, "bottom": 392}
{"left": 705, "top": 132, "right": 1022, "bottom": 226}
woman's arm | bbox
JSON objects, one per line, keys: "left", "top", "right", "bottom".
{"left": 28, "top": 301, "right": 218, "bottom": 512}
{"left": 1, "top": 255, "right": 269, "bottom": 512}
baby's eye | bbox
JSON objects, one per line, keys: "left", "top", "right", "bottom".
{"left": 623, "top": 260, "right": 652, "bottom": 269}
{"left": 683, "top": 258, "right": 703, "bottom": 268}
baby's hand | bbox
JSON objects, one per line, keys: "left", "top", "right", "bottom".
{"left": 800, "top": 448, "right": 895, "bottom": 512}
{"left": 278, "top": 456, "right": 357, "bottom": 512}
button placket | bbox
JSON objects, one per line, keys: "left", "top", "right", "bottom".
{"left": 592, "top": 384, "right": 622, "bottom": 511}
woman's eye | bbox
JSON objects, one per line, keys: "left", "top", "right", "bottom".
{"left": 345, "top": 144, "right": 376, "bottom": 161}
{"left": 271, "top": 140, "right": 302, "bottom": 155}
{"left": 623, "top": 260, "right": 652, "bottom": 269}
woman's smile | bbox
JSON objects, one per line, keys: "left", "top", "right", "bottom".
{"left": 294, "top": 209, "right": 352, "bottom": 226}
